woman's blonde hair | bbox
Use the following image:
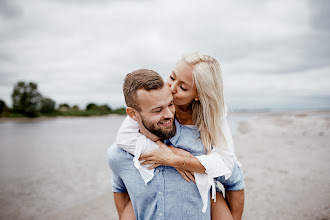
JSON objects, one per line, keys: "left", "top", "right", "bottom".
{"left": 182, "top": 52, "right": 227, "bottom": 153}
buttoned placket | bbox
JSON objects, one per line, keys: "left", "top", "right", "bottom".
{"left": 155, "top": 167, "right": 165, "bottom": 219}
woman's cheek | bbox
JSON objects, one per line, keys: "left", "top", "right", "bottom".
{"left": 172, "top": 95, "right": 180, "bottom": 104}
{"left": 173, "top": 93, "right": 181, "bottom": 101}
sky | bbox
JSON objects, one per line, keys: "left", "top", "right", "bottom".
{"left": 0, "top": 0, "right": 329, "bottom": 111}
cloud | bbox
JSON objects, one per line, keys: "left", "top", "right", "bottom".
{"left": 308, "top": 0, "right": 330, "bottom": 31}
{"left": 0, "top": 0, "right": 22, "bottom": 19}
{"left": 0, "top": 0, "right": 329, "bottom": 110}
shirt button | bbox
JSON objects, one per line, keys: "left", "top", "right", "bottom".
{"left": 159, "top": 213, "right": 162, "bottom": 216}
{"left": 158, "top": 191, "right": 162, "bottom": 195}
{"left": 157, "top": 170, "right": 160, "bottom": 173}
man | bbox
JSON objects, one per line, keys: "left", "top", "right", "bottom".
{"left": 107, "top": 69, "right": 244, "bottom": 219}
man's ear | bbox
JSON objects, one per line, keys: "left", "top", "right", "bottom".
{"left": 126, "top": 107, "right": 140, "bottom": 121}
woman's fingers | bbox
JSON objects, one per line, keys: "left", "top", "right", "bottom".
{"left": 147, "top": 163, "right": 160, "bottom": 169}
{"left": 139, "top": 152, "right": 153, "bottom": 160}
{"left": 140, "top": 160, "right": 155, "bottom": 165}
{"left": 175, "top": 168, "right": 190, "bottom": 182}
{"left": 156, "top": 140, "right": 167, "bottom": 147}
{"left": 140, "top": 148, "right": 164, "bottom": 160}
{"left": 183, "top": 170, "right": 195, "bottom": 183}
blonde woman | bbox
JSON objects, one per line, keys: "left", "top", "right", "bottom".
{"left": 115, "top": 52, "right": 245, "bottom": 220}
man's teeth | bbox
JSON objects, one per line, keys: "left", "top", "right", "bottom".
{"left": 161, "top": 120, "right": 171, "bottom": 124}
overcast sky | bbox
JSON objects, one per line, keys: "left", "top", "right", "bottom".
{"left": 0, "top": 0, "right": 329, "bottom": 111}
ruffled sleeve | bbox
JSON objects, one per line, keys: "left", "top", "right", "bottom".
{"left": 193, "top": 105, "right": 238, "bottom": 213}
{"left": 116, "top": 116, "right": 140, "bottom": 155}
{"left": 133, "top": 135, "right": 159, "bottom": 184}
{"left": 195, "top": 148, "right": 232, "bottom": 213}
{"left": 116, "top": 116, "right": 159, "bottom": 184}
{"left": 219, "top": 106, "right": 239, "bottom": 171}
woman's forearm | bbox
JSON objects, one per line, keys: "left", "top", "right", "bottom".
{"left": 166, "top": 145, "right": 206, "bottom": 173}
{"left": 168, "top": 150, "right": 206, "bottom": 174}
{"left": 139, "top": 143, "right": 206, "bottom": 174}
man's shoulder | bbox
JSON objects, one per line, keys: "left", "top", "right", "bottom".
{"left": 168, "top": 121, "right": 204, "bottom": 155}
{"left": 107, "top": 143, "right": 121, "bottom": 156}
{"left": 107, "top": 144, "right": 133, "bottom": 169}
{"left": 174, "top": 122, "right": 200, "bottom": 142}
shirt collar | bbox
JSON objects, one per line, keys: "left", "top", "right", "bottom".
{"left": 167, "top": 119, "right": 181, "bottom": 145}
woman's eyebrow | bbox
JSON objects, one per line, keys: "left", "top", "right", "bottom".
{"left": 171, "top": 71, "right": 191, "bottom": 88}
{"left": 183, "top": 81, "right": 191, "bottom": 88}
{"left": 180, "top": 79, "right": 191, "bottom": 88}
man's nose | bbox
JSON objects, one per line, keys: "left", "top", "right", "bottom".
{"left": 163, "top": 106, "right": 174, "bottom": 119}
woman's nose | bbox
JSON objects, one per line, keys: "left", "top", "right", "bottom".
{"left": 170, "top": 82, "right": 177, "bottom": 94}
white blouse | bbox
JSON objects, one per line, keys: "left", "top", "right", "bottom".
{"left": 115, "top": 111, "right": 238, "bottom": 213}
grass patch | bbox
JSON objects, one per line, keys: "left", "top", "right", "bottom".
{"left": 1, "top": 109, "right": 127, "bottom": 118}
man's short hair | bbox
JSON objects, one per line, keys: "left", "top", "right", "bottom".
{"left": 123, "top": 69, "right": 164, "bottom": 111}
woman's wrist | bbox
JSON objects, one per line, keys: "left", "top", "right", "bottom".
{"left": 170, "top": 155, "right": 186, "bottom": 168}
{"left": 180, "top": 157, "right": 186, "bottom": 170}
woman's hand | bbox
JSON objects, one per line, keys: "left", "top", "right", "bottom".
{"left": 139, "top": 140, "right": 178, "bottom": 168}
{"left": 168, "top": 146, "right": 194, "bottom": 158}
{"left": 175, "top": 167, "right": 195, "bottom": 183}
{"left": 168, "top": 147, "right": 195, "bottom": 182}
{"left": 139, "top": 141, "right": 195, "bottom": 182}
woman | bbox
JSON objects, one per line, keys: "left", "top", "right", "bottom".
{"left": 116, "top": 52, "right": 244, "bottom": 219}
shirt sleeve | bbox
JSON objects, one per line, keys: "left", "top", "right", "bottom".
{"left": 116, "top": 116, "right": 141, "bottom": 155}
{"left": 195, "top": 148, "right": 232, "bottom": 179}
{"left": 115, "top": 116, "right": 160, "bottom": 184}
{"left": 193, "top": 105, "right": 242, "bottom": 212}
{"left": 195, "top": 105, "right": 236, "bottom": 177}
{"left": 219, "top": 111, "right": 237, "bottom": 172}
{"left": 194, "top": 148, "right": 232, "bottom": 213}
{"left": 111, "top": 173, "right": 127, "bottom": 193}
{"left": 107, "top": 145, "right": 127, "bottom": 193}
{"left": 133, "top": 135, "right": 159, "bottom": 184}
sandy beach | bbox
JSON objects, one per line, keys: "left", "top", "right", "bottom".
{"left": 233, "top": 112, "right": 330, "bottom": 219}
{"left": 0, "top": 112, "right": 329, "bottom": 219}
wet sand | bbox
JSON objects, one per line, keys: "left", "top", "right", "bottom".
{"left": 0, "top": 112, "right": 329, "bottom": 219}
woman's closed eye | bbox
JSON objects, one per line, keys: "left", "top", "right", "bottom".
{"left": 180, "top": 85, "right": 187, "bottom": 91}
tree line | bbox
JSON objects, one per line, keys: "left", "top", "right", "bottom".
{"left": 0, "top": 81, "right": 126, "bottom": 117}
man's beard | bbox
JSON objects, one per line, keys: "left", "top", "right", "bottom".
{"left": 141, "top": 117, "right": 176, "bottom": 140}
